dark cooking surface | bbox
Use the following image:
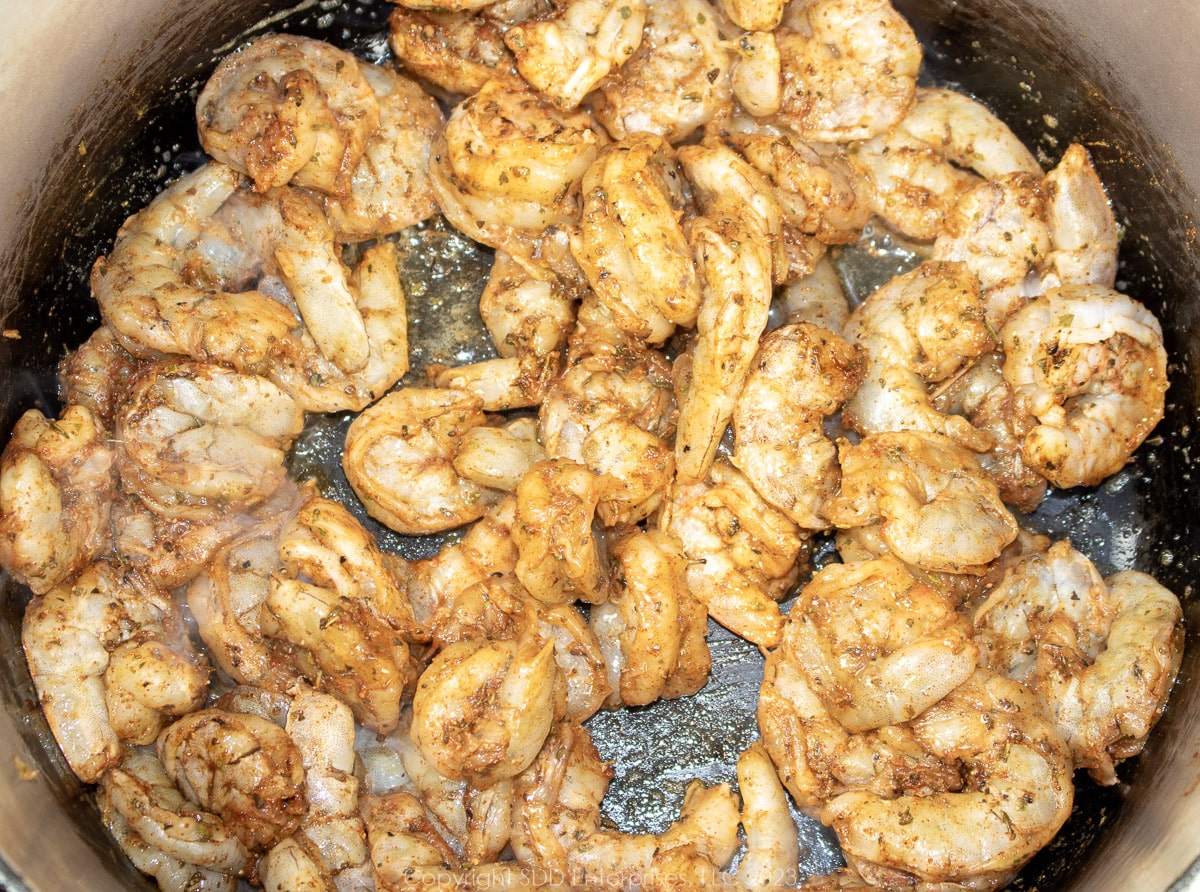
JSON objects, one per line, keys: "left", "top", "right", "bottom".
{"left": 1, "top": 0, "right": 1199, "bottom": 889}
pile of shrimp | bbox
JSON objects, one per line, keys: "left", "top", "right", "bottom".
{"left": 0, "top": 0, "right": 1185, "bottom": 889}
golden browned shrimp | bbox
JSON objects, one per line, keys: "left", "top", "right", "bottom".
{"left": 58, "top": 325, "right": 145, "bottom": 428}
{"left": 388, "top": 5, "right": 523, "bottom": 100}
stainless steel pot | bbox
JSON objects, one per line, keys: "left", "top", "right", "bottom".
{"left": 1, "top": 0, "right": 1199, "bottom": 889}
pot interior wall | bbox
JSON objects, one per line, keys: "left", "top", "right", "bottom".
{"left": 1, "top": 0, "right": 1199, "bottom": 890}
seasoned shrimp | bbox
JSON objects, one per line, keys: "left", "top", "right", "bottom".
{"left": 840, "top": 261, "right": 995, "bottom": 452}
{"left": 504, "top": 0, "right": 647, "bottom": 111}
{"left": 429, "top": 78, "right": 604, "bottom": 278}
{"left": 826, "top": 431, "right": 1019, "bottom": 574}
{"left": 480, "top": 251, "right": 576, "bottom": 364}
{"left": 580, "top": 418, "right": 676, "bottom": 526}
{"left": 454, "top": 417, "right": 549, "bottom": 493}
{"left": 736, "top": 742, "right": 801, "bottom": 891}
{"left": 720, "top": 0, "right": 784, "bottom": 32}
{"left": 774, "top": 0, "right": 920, "bottom": 141}
{"left": 89, "top": 163, "right": 299, "bottom": 370}
{"left": 975, "top": 541, "right": 1184, "bottom": 785}
{"left": 158, "top": 708, "right": 309, "bottom": 853}
{"left": 780, "top": 254, "right": 851, "bottom": 333}
{"left": 410, "top": 632, "right": 560, "bottom": 786}
{"left": 431, "top": 351, "right": 562, "bottom": 412}
{"left": 21, "top": 561, "right": 209, "bottom": 782}
{"left": 344, "top": 387, "right": 500, "bottom": 535}
{"left": 824, "top": 670, "right": 1074, "bottom": 890}
{"left": 590, "top": 0, "right": 732, "bottom": 143}
{"left": 675, "top": 140, "right": 785, "bottom": 482}
{"left": 787, "top": 556, "right": 978, "bottom": 732}
{"left": 323, "top": 63, "right": 444, "bottom": 241}
{"left": 731, "top": 322, "right": 865, "bottom": 529}
{"left": 572, "top": 134, "right": 700, "bottom": 342}
{"left": 115, "top": 360, "right": 304, "bottom": 520}
{"left": 661, "top": 461, "right": 807, "bottom": 650}
{"left": 196, "top": 34, "right": 379, "bottom": 196}
{"left": 388, "top": 5, "right": 523, "bottom": 100}
{"left": 0, "top": 404, "right": 116, "bottom": 595}
{"left": 360, "top": 790, "right": 461, "bottom": 886}
{"left": 58, "top": 325, "right": 145, "bottom": 428}
{"left": 1001, "top": 284, "right": 1168, "bottom": 488}
{"left": 1041, "top": 143, "right": 1120, "bottom": 290}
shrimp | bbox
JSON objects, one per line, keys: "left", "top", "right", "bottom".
{"left": 387, "top": 5, "right": 523, "bottom": 100}
{"left": 823, "top": 670, "right": 1074, "bottom": 890}
{"left": 58, "top": 325, "right": 145, "bottom": 428}
{"left": 158, "top": 708, "right": 309, "bottom": 853}
{"left": 735, "top": 742, "right": 801, "bottom": 891}
{"left": 196, "top": 34, "right": 379, "bottom": 196}
{"left": 661, "top": 461, "right": 807, "bottom": 650}
{"left": 429, "top": 78, "right": 604, "bottom": 279}
{"left": 100, "top": 752, "right": 249, "bottom": 881}
{"left": 0, "top": 404, "right": 116, "bottom": 595}
{"left": 504, "top": 0, "right": 647, "bottom": 111}
{"left": 360, "top": 790, "right": 461, "bottom": 887}
{"left": 932, "top": 173, "right": 1051, "bottom": 326}
{"left": 731, "top": 322, "right": 865, "bottom": 529}
{"left": 480, "top": 251, "right": 577, "bottom": 364}
{"left": 21, "top": 561, "right": 209, "bottom": 782}
{"left": 1041, "top": 143, "right": 1119, "bottom": 291}
{"left": 825, "top": 431, "right": 1019, "bottom": 574}
{"left": 115, "top": 360, "right": 304, "bottom": 520}
{"left": 513, "top": 458, "right": 612, "bottom": 605}
{"left": 774, "top": 0, "right": 921, "bottom": 142}
{"left": 590, "top": 0, "right": 732, "bottom": 144}
{"left": 1001, "top": 284, "right": 1168, "bottom": 488}
{"left": 720, "top": 0, "right": 784, "bottom": 32}
{"left": 323, "top": 63, "right": 444, "bottom": 241}
{"left": 975, "top": 541, "right": 1184, "bottom": 785}
{"left": 454, "top": 417, "right": 549, "bottom": 493}
{"left": 786, "top": 556, "right": 979, "bottom": 732}
{"left": 674, "top": 140, "right": 785, "bottom": 482}
{"left": 571, "top": 134, "right": 701, "bottom": 343}
{"left": 840, "top": 261, "right": 996, "bottom": 452}
{"left": 344, "top": 387, "right": 501, "bottom": 535}
{"left": 580, "top": 419, "right": 676, "bottom": 526}
{"left": 410, "top": 632, "right": 560, "bottom": 786}
{"left": 779, "top": 254, "right": 851, "bottom": 333}
{"left": 431, "top": 351, "right": 563, "bottom": 412}
{"left": 729, "top": 31, "right": 782, "bottom": 120}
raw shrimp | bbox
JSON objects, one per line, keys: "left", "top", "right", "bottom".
{"left": 196, "top": 34, "right": 379, "bottom": 196}
{"left": 774, "top": 0, "right": 921, "bottom": 141}
{"left": 158, "top": 708, "right": 309, "bottom": 853}
{"left": 504, "top": 0, "right": 647, "bottom": 111}
{"left": 324, "top": 63, "right": 444, "bottom": 241}
{"left": 0, "top": 404, "right": 116, "bottom": 595}
{"left": 787, "top": 556, "right": 979, "bottom": 732}
{"left": 932, "top": 173, "right": 1051, "bottom": 326}
{"left": 513, "top": 458, "right": 612, "bottom": 605}
{"left": 571, "top": 134, "right": 700, "bottom": 343}
{"left": 675, "top": 140, "right": 785, "bottom": 482}
{"left": 731, "top": 322, "right": 865, "bottom": 529}
{"left": 1041, "top": 143, "right": 1119, "bottom": 290}
{"left": 343, "top": 387, "right": 500, "bottom": 535}
{"left": 1001, "top": 284, "right": 1168, "bottom": 488}
{"left": 735, "top": 742, "right": 801, "bottom": 891}
{"left": 100, "top": 752, "right": 248, "bottom": 880}
{"left": 387, "top": 5, "right": 523, "bottom": 99}
{"left": 410, "top": 632, "right": 560, "bottom": 786}
{"left": 454, "top": 416, "right": 550, "bottom": 493}
{"left": 21, "top": 561, "right": 209, "bottom": 782}
{"left": 825, "top": 431, "right": 1019, "bottom": 574}
{"left": 58, "top": 325, "right": 145, "bottom": 428}
{"left": 824, "top": 670, "right": 1074, "bottom": 890}
{"left": 89, "top": 163, "right": 298, "bottom": 369}
{"left": 115, "top": 360, "right": 304, "bottom": 520}
{"left": 590, "top": 0, "right": 732, "bottom": 143}
{"left": 429, "top": 78, "right": 604, "bottom": 278}
{"left": 840, "top": 261, "right": 995, "bottom": 452}
{"left": 975, "top": 541, "right": 1184, "bottom": 785}
{"left": 661, "top": 461, "right": 807, "bottom": 650}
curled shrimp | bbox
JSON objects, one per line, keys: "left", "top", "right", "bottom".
{"left": 196, "top": 34, "right": 379, "bottom": 196}
{"left": 0, "top": 404, "right": 116, "bottom": 595}
{"left": 590, "top": 0, "right": 732, "bottom": 143}
{"left": 115, "top": 360, "right": 304, "bottom": 520}
{"left": 823, "top": 670, "right": 1074, "bottom": 890}
{"left": 840, "top": 261, "right": 996, "bottom": 452}
{"left": 731, "top": 322, "right": 865, "bottom": 529}
{"left": 975, "top": 541, "right": 1184, "bottom": 785}
{"left": 21, "top": 561, "right": 209, "bottom": 782}
{"left": 825, "top": 431, "right": 1019, "bottom": 574}
{"left": 504, "top": 0, "right": 647, "bottom": 111}
{"left": 1042, "top": 143, "right": 1120, "bottom": 290}
{"left": 580, "top": 418, "right": 676, "bottom": 527}
{"left": 58, "top": 325, "right": 145, "bottom": 429}
{"left": 736, "top": 741, "right": 801, "bottom": 891}
{"left": 387, "top": 5, "right": 522, "bottom": 100}
{"left": 774, "top": 0, "right": 921, "bottom": 141}
{"left": 661, "top": 461, "right": 807, "bottom": 650}
{"left": 454, "top": 416, "right": 549, "bottom": 493}
{"left": 480, "top": 250, "right": 576, "bottom": 365}
{"left": 158, "top": 708, "right": 309, "bottom": 853}
{"left": 675, "top": 140, "right": 785, "bottom": 482}
{"left": 780, "top": 253, "right": 851, "bottom": 333}
{"left": 344, "top": 387, "right": 501, "bottom": 535}
{"left": 1001, "top": 284, "right": 1168, "bottom": 488}
{"left": 572, "top": 134, "right": 701, "bottom": 343}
